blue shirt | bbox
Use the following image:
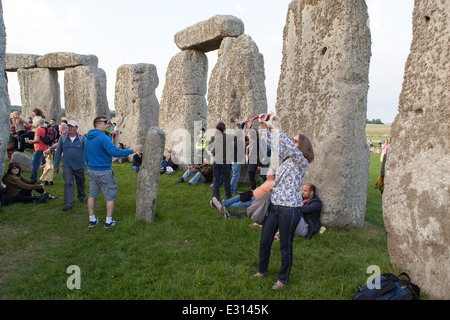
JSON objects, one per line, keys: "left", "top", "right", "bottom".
{"left": 262, "top": 129, "right": 309, "bottom": 207}
{"left": 53, "top": 133, "right": 86, "bottom": 171}
{"left": 85, "top": 129, "right": 133, "bottom": 171}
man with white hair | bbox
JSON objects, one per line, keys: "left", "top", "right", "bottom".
{"left": 28, "top": 118, "right": 48, "bottom": 182}
{"left": 54, "top": 120, "right": 86, "bottom": 211}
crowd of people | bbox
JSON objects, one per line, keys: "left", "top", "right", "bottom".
{"left": 2, "top": 109, "right": 328, "bottom": 291}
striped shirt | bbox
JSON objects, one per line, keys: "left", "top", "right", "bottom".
{"left": 262, "top": 129, "right": 309, "bottom": 208}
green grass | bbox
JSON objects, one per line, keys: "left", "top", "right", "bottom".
{"left": 0, "top": 146, "right": 398, "bottom": 300}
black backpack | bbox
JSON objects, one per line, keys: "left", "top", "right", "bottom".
{"left": 353, "top": 272, "right": 420, "bottom": 300}
{"left": 42, "top": 126, "right": 58, "bottom": 145}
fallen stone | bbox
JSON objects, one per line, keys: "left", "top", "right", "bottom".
{"left": 10, "top": 151, "right": 33, "bottom": 172}
{"left": 174, "top": 15, "right": 244, "bottom": 52}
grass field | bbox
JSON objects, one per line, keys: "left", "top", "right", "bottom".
{"left": 1, "top": 125, "right": 417, "bottom": 300}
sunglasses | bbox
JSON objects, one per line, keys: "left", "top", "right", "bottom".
{"left": 96, "top": 120, "right": 108, "bottom": 124}
{"left": 291, "top": 138, "right": 299, "bottom": 144}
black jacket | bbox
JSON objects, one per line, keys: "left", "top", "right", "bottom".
{"left": 301, "top": 195, "right": 322, "bottom": 239}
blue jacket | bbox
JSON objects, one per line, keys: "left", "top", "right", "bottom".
{"left": 54, "top": 133, "right": 86, "bottom": 171}
{"left": 301, "top": 195, "right": 322, "bottom": 239}
{"left": 85, "top": 129, "right": 133, "bottom": 171}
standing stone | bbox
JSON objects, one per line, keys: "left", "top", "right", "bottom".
{"left": 17, "top": 68, "right": 61, "bottom": 123}
{"left": 6, "top": 53, "right": 40, "bottom": 71}
{"left": 383, "top": 0, "right": 450, "bottom": 300}
{"left": 136, "top": 126, "right": 165, "bottom": 223}
{"left": 275, "top": 0, "right": 371, "bottom": 229}
{"left": 64, "top": 66, "right": 109, "bottom": 135}
{"left": 0, "top": 1, "right": 11, "bottom": 177}
{"left": 36, "top": 52, "right": 98, "bottom": 70}
{"left": 159, "top": 50, "right": 208, "bottom": 166}
{"left": 174, "top": 15, "right": 244, "bottom": 52}
{"left": 207, "top": 34, "right": 267, "bottom": 131}
{"left": 114, "top": 64, "right": 160, "bottom": 148}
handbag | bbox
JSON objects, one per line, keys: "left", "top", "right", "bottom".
{"left": 246, "top": 170, "right": 285, "bottom": 225}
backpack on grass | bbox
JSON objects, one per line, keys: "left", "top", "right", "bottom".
{"left": 353, "top": 272, "right": 420, "bottom": 300}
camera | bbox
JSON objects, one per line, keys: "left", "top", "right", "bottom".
{"left": 230, "top": 117, "right": 235, "bottom": 123}
{"left": 262, "top": 114, "right": 270, "bottom": 121}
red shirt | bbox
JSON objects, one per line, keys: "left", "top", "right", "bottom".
{"left": 34, "top": 127, "right": 48, "bottom": 151}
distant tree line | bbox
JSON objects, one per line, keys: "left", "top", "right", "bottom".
{"left": 366, "top": 118, "right": 384, "bottom": 124}
{"left": 10, "top": 105, "right": 115, "bottom": 118}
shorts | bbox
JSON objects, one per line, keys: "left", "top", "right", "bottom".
{"left": 88, "top": 169, "right": 118, "bottom": 201}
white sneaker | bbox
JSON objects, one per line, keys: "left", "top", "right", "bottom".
{"left": 212, "top": 197, "right": 222, "bottom": 211}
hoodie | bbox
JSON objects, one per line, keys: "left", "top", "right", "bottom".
{"left": 85, "top": 129, "right": 133, "bottom": 171}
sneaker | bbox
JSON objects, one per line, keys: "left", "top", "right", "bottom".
{"left": 210, "top": 200, "right": 216, "bottom": 209}
{"left": 220, "top": 206, "right": 230, "bottom": 219}
{"left": 62, "top": 206, "right": 73, "bottom": 212}
{"left": 104, "top": 219, "right": 117, "bottom": 228}
{"left": 88, "top": 217, "right": 99, "bottom": 228}
{"left": 212, "top": 197, "right": 223, "bottom": 211}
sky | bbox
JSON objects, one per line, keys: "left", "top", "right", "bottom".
{"left": 2, "top": 0, "right": 414, "bottom": 124}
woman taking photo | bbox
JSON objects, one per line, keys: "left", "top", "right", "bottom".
{"left": 255, "top": 112, "right": 314, "bottom": 290}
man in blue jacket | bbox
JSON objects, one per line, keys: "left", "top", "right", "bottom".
{"left": 54, "top": 120, "right": 86, "bottom": 212}
{"left": 85, "top": 116, "right": 142, "bottom": 228}
{"left": 294, "top": 183, "right": 323, "bottom": 239}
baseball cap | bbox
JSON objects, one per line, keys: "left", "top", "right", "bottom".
{"left": 68, "top": 120, "right": 78, "bottom": 127}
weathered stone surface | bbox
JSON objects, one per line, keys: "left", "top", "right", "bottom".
{"left": 10, "top": 151, "right": 33, "bottom": 172}
{"left": 275, "top": 0, "right": 371, "bottom": 229}
{"left": 36, "top": 52, "right": 98, "bottom": 70}
{"left": 136, "top": 126, "right": 165, "bottom": 223}
{"left": 5, "top": 53, "right": 40, "bottom": 71}
{"left": 17, "top": 68, "right": 61, "bottom": 123}
{"left": 114, "top": 64, "right": 160, "bottom": 148}
{"left": 159, "top": 50, "right": 208, "bottom": 165}
{"left": 174, "top": 15, "right": 244, "bottom": 52}
{"left": 0, "top": 2, "right": 10, "bottom": 177}
{"left": 207, "top": 34, "right": 267, "bottom": 131}
{"left": 64, "top": 66, "right": 109, "bottom": 135}
{"left": 383, "top": 0, "right": 450, "bottom": 300}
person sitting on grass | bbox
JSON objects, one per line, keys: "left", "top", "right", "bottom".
{"left": 176, "top": 158, "right": 213, "bottom": 186}
{"left": 273, "top": 183, "right": 323, "bottom": 241}
{"left": 1, "top": 162, "right": 54, "bottom": 206}
{"left": 211, "top": 168, "right": 276, "bottom": 219}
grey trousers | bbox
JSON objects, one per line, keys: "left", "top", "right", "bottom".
{"left": 63, "top": 166, "right": 86, "bottom": 207}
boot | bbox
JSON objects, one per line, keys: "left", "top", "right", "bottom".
{"left": 176, "top": 177, "right": 185, "bottom": 184}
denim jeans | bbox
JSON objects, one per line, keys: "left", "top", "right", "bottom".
{"left": 30, "top": 150, "right": 45, "bottom": 182}
{"left": 212, "top": 163, "right": 231, "bottom": 199}
{"left": 182, "top": 170, "right": 205, "bottom": 185}
{"left": 258, "top": 202, "right": 301, "bottom": 284}
{"left": 230, "top": 162, "right": 241, "bottom": 194}
{"left": 222, "top": 194, "right": 254, "bottom": 208}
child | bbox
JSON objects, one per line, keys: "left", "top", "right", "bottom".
{"left": 40, "top": 149, "right": 54, "bottom": 186}
{"left": 160, "top": 156, "right": 168, "bottom": 174}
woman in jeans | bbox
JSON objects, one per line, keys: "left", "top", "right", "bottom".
{"left": 255, "top": 112, "right": 314, "bottom": 290}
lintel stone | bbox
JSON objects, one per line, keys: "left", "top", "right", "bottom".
{"left": 174, "top": 15, "right": 244, "bottom": 52}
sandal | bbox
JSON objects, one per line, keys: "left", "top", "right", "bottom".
{"left": 248, "top": 222, "right": 262, "bottom": 228}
